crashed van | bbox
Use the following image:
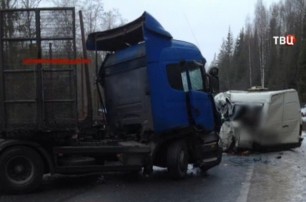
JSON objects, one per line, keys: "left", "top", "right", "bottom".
{"left": 215, "top": 89, "right": 303, "bottom": 151}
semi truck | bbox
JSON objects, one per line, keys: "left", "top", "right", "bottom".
{"left": 0, "top": 8, "right": 222, "bottom": 194}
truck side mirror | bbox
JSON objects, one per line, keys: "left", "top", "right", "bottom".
{"left": 207, "top": 67, "right": 219, "bottom": 94}
{"left": 209, "top": 67, "right": 219, "bottom": 77}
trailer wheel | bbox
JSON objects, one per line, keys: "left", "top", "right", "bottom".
{"left": 167, "top": 141, "right": 189, "bottom": 179}
{"left": 0, "top": 146, "right": 44, "bottom": 194}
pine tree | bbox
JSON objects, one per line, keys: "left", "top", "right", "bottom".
{"left": 218, "top": 28, "right": 234, "bottom": 90}
{"left": 232, "top": 30, "right": 248, "bottom": 89}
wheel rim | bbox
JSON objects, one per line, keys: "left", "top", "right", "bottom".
{"left": 5, "top": 156, "right": 34, "bottom": 184}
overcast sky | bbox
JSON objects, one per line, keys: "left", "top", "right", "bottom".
{"left": 102, "top": 0, "right": 279, "bottom": 65}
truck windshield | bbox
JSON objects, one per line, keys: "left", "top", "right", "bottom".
{"left": 167, "top": 61, "right": 205, "bottom": 92}
{"left": 188, "top": 66, "right": 203, "bottom": 91}
{"left": 182, "top": 63, "right": 204, "bottom": 92}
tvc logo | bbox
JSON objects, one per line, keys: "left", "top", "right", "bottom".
{"left": 273, "top": 35, "right": 297, "bottom": 46}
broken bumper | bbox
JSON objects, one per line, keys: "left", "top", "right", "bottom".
{"left": 195, "top": 132, "right": 223, "bottom": 170}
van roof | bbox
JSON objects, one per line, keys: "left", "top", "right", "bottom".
{"left": 227, "top": 89, "right": 297, "bottom": 103}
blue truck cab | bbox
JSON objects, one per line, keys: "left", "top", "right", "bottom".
{"left": 87, "top": 12, "right": 222, "bottom": 177}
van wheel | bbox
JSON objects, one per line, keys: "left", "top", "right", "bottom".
{"left": 0, "top": 146, "right": 44, "bottom": 194}
{"left": 223, "top": 136, "right": 236, "bottom": 153}
{"left": 167, "top": 141, "right": 189, "bottom": 179}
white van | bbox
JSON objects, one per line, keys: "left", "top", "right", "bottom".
{"left": 215, "top": 89, "right": 303, "bottom": 151}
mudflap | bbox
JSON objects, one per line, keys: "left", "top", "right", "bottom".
{"left": 194, "top": 132, "right": 222, "bottom": 171}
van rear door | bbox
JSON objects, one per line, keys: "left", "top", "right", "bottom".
{"left": 281, "top": 91, "right": 301, "bottom": 143}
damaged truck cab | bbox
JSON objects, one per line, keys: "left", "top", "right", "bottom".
{"left": 87, "top": 12, "right": 219, "bottom": 134}
{"left": 87, "top": 12, "right": 222, "bottom": 171}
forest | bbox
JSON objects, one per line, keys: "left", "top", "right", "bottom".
{"left": 2, "top": 0, "right": 306, "bottom": 102}
{"left": 214, "top": 0, "right": 306, "bottom": 102}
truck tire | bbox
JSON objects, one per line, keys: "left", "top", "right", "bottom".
{"left": 0, "top": 146, "right": 44, "bottom": 194}
{"left": 167, "top": 141, "right": 189, "bottom": 179}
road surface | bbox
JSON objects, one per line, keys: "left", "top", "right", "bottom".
{"left": 0, "top": 135, "right": 305, "bottom": 202}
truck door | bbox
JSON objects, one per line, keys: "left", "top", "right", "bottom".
{"left": 183, "top": 61, "right": 216, "bottom": 131}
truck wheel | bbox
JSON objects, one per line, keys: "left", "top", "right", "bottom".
{"left": 0, "top": 146, "right": 44, "bottom": 194}
{"left": 167, "top": 141, "right": 189, "bottom": 179}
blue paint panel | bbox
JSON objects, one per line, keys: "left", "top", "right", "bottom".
{"left": 144, "top": 24, "right": 215, "bottom": 133}
{"left": 189, "top": 91, "right": 215, "bottom": 131}
{"left": 147, "top": 61, "right": 190, "bottom": 132}
{"left": 145, "top": 41, "right": 206, "bottom": 133}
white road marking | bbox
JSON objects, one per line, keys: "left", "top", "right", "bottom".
{"left": 236, "top": 163, "right": 254, "bottom": 202}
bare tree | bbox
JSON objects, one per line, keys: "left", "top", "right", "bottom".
{"left": 50, "top": 0, "right": 78, "bottom": 7}
{"left": 49, "top": 0, "right": 125, "bottom": 50}
{"left": 245, "top": 17, "right": 253, "bottom": 87}
{"left": 1, "top": 0, "right": 18, "bottom": 9}
{"left": 80, "top": 0, "right": 104, "bottom": 34}
{"left": 102, "top": 9, "right": 126, "bottom": 30}
{"left": 254, "top": 0, "right": 268, "bottom": 88}
{"left": 18, "top": 0, "right": 42, "bottom": 8}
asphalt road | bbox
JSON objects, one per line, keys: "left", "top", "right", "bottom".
{"left": 0, "top": 137, "right": 305, "bottom": 202}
